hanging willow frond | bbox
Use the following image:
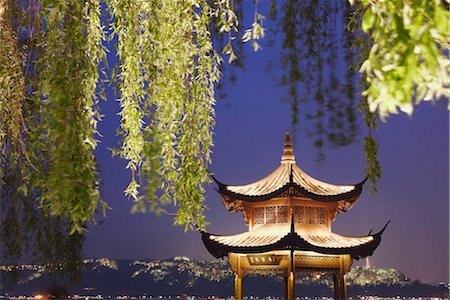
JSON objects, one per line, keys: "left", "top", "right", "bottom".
{"left": 108, "top": 0, "right": 146, "bottom": 201}
{"left": 148, "top": 0, "right": 221, "bottom": 230}
{"left": 39, "top": 0, "right": 106, "bottom": 233}
{"left": 108, "top": 0, "right": 221, "bottom": 230}
{"left": 1, "top": 152, "right": 85, "bottom": 287}
{"left": 0, "top": 0, "right": 26, "bottom": 173}
{"left": 0, "top": 0, "right": 86, "bottom": 284}
{"left": 348, "top": 1, "right": 382, "bottom": 195}
{"left": 272, "top": 0, "right": 360, "bottom": 151}
{"left": 174, "top": 0, "right": 220, "bottom": 229}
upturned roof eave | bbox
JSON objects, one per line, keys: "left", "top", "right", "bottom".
{"left": 201, "top": 223, "right": 386, "bottom": 260}
{"left": 202, "top": 232, "right": 381, "bottom": 259}
{"left": 212, "top": 175, "right": 367, "bottom": 205}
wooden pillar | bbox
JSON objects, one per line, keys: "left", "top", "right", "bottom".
{"left": 284, "top": 276, "right": 288, "bottom": 299}
{"left": 234, "top": 273, "right": 243, "bottom": 300}
{"left": 333, "top": 271, "right": 340, "bottom": 299}
{"left": 341, "top": 273, "right": 347, "bottom": 299}
{"left": 286, "top": 248, "right": 295, "bottom": 300}
{"left": 286, "top": 271, "right": 295, "bottom": 300}
{"left": 333, "top": 270, "right": 346, "bottom": 299}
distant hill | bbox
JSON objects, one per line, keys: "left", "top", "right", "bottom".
{"left": 1, "top": 257, "right": 448, "bottom": 297}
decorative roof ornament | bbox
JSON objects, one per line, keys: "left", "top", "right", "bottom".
{"left": 281, "top": 131, "right": 296, "bottom": 164}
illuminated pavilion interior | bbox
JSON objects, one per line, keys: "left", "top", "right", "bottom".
{"left": 201, "top": 132, "right": 388, "bottom": 299}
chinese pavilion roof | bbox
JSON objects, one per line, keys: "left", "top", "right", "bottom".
{"left": 213, "top": 132, "right": 367, "bottom": 212}
{"left": 201, "top": 221, "right": 389, "bottom": 260}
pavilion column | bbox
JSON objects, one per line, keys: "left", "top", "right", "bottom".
{"left": 286, "top": 271, "right": 295, "bottom": 300}
{"left": 333, "top": 271, "right": 339, "bottom": 299}
{"left": 333, "top": 270, "right": 347, "bottom": 299}
{"left": 341, "top": 273, "right": 347, "bottom": 299}
{"left": 234, "top": 273, "right": 243, "bottom": 300}
{"left": 284, "top": 276, "right": 288, "bottom": 298}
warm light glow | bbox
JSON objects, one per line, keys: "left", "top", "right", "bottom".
{"left": 210, "top": 223, "right": 373, "bottom": 248}
{"left": 235, "top": 250, "right": 344, "bottom": 259}
{"left": 226, "top": 163, "right": 354, "bottom": 197}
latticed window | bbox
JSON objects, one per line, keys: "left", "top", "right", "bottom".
{"left": 277, "top": 206, "right": 288, "bottom": 223}
{"left": 266, "top": 206, "right": 276, "bottom": 224}
{"left": 317, "top": 207, "right": 326, "bottom": 225}
{"left": 254, "top": 207, "right": 265, "bottom": 225}
{"left": 305, "top": 207, "right": 314, "bottom": 224}
{"left": 293, "top": 206, "right": 304, "bottom": 224}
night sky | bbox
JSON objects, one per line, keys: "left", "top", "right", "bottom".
{"left": 84, "top": 7, "right": 449, "bottom": 284}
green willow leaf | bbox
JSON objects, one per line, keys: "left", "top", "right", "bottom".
{"left": 39, "top": 0, "right": 106, "bottom": 233}
{"left": 2, "top": 0, "right": 448, "bottom": 236}
{"left": 357, "top": 0, "right": 450, "bottom": 119}
{"left": 108, "top": 0, "right": 221, "bottom": 230}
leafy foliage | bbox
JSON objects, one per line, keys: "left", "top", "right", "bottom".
{"left": 233, "top": 0, "right": 375, "bottom": 184}
{"left": 242, "top": 0, "right": 265, "bottom": 52}
{"left": 349, "top": 2, "right": 382, "bottom": 195}
{"left": 1, "top": 157, "right": 85, "bottom": 287}
{"left": 108, "top": 0, "right": 225, "bottom": 231}
{"left": 274, "top": 0, "right": 360, "bottom": 157}
{"left": 0, "top": 0, "right": 85, "bottom": 286}
{"left": 0, "top": 0, "right": 26, "bottom": 178}
{"left": 358, "top": 0, "right": 450, "bottom": 119}
{"left": 0, "top": 0, "right": 448, "bottom": 238}
{"left": 38, "top": 0, "right": 107, "bottom": 232}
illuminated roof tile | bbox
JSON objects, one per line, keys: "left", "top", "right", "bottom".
{"left": 225, "top": 164, "right": 355, "bottom": 197}
{"left": 201, "top": 221, "right": 389, "bottom": 260}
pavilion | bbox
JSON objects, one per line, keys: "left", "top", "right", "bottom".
{"left": 201, "top": 132, "right": 388, "bottom": 299}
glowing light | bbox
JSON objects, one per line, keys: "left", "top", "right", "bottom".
{"left": 226, "top": 164, "right": 354, "bottom": 197}
{"left": 210, "top": 223, "right": 373, "bottom": 248}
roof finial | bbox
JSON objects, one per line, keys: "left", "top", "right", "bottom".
{"left": 281, "top": 131, "right": 296, "bottom": 164}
